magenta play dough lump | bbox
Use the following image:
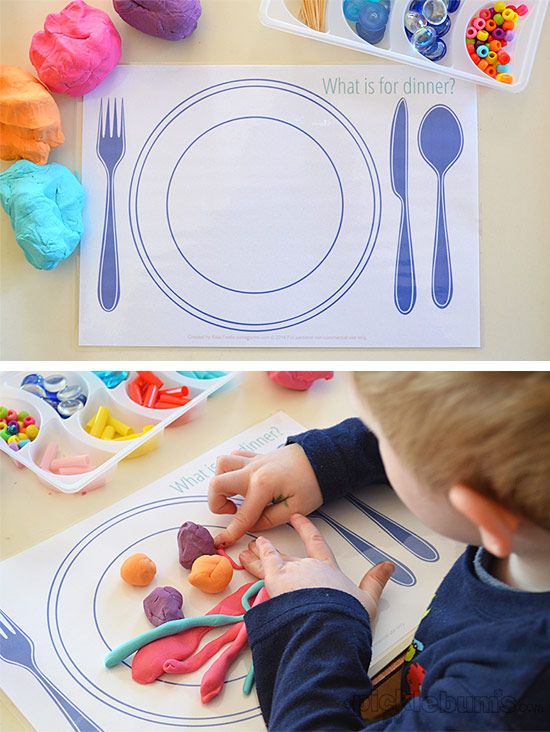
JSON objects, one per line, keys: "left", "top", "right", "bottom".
{"left": 113, "top": 0, "right": 202, "bottom": 40}
{"left": 29, "top": 0, "right": 122, "bottom": 97}
{"left": 177, "top": 521, "right": 216, "bottom": 569}
{"left": 143, "top": 586, "right": 184, "bottom": 627}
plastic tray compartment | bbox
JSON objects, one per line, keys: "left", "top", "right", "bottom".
{"left": 259, "top": 0, "right": 548, "bottom": 92}
{"left": 0, "top": 371, "right": 237, "bottom": 494}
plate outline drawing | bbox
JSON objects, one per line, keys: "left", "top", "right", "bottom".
{"left": 128, "top": 78, "right": 382, "bottom": 332}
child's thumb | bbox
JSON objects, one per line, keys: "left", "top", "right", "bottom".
{"left": 358, "top": 561, "right": 395, "bottom": 608}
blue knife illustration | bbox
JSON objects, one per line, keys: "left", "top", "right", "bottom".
{"left": 390, "top": 98, "right": 416, "bottom": 315}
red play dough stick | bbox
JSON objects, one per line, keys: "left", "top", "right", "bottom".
{"left": 200, "top": 587, "right": 269, "bottom": 704}
{"left": 162, "top": 622, "right": 242, "bottom": 675}
{"left": 132, "top": 582, "right": 255, "bottom": 684}
{"left": 216, "top": 546, "right": 244, "bottom": 571}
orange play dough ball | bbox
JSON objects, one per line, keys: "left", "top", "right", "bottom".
{"left": 120, "top": 553, "right": 157, "bottom": 587}
{"left": 188, "top": 554, "right": 233, "bottom": 594}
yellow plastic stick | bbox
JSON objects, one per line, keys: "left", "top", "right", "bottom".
{"left": 90, "top": 406, "right": 110, "bottom": 437}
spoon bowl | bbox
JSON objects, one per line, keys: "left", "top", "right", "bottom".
{"left": 418, "top": 104, "right": 464, "bottom": 308}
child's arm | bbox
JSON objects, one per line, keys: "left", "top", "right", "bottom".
{"left": 244, "top": 514, "right": 394, "bottom": 730}
{"left": 210, "top": 418, "right": 387, "bottom": 546}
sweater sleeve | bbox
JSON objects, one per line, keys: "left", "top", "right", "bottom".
{"left": 286, "top": 418, "right": 388, "bottom": 504}
{"left": 245, "top": 588, "right": 373, "bottom": 731}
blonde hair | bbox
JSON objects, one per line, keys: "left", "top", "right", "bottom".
{"left": 353, "top": 372, "right": 550, "bottom": 531}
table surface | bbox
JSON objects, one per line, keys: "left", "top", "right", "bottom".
{"left": 1, "top": 0, "right": 549, "bottom": 360}
{"left": 0, "top": 371, "right": 373, "bottom": 730}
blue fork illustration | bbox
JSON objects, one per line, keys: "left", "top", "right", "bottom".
{"left": 312, "top": 509, "right": 416, "bottom": 586}
{"left": 97, "top": 98, "right": 125, "bottom": 312}
{"left": 345, "top": 495, "right": 439, "bottom": 562}
{"left": 0, "top": 608, "right": 102, "bottom": 732}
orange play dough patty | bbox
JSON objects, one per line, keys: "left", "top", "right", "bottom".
{"left": 188, "top": 554, "right": 233, "bottom": 594}
{"left": 120, "top": 553, "right": 157, "bottom": 587}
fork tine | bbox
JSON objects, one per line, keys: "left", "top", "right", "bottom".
{"left": 105, "top": 98, "right": 111, "bottom": 139}
{"left": 120, "top": 98, "right": 125, "bottom": 146}
{"left": 113, "top": 98, "right": 118, "bottom": 140}
{"left": 0, "top": 609, "right": 14, "bottom": 634}
{"left": 97, "top": 98, "right": 103, "bottom": 144}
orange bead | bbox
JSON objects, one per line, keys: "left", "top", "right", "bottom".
{"left": 496, "top": 73, "right": 513, "bottom": 84}
{"left": 485, "top": 19, "right": 497, "bottom": 31}
{"left": 489, "top": 40, "right": 502, "bottom": 51}
{"left": 478, "top": 59, "right": 489, "bottom": 71}
{"left": 485, "top": 65, "right": 497, "bottom": 77}
{"left": 120, "top": 553, "right": 157, "bottom": 586}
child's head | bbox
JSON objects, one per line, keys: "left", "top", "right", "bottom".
{"left": 352, "top": 372, "right": 550, "bottom": 554}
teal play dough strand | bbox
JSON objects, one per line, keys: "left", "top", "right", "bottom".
{"left": 104, "top": 580, "right": 266, "bottom": 669}
{"left": 243, "top": 661, "right": 255, "bottom": 695}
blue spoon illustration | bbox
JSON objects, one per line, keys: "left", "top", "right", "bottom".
{"left": 418, "top": 105, "right": 464, "bottom": 309}
{"left": 312, "top": 509, "right": 416, "bottom": 586}
{"left": 345, "top": 495, "right": 439, "bottom": 561}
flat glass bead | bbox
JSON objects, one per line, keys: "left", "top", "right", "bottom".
{"left": 43, "top": 374, "right": 67, "bottom": 393}
{"left": 422, "top": 0, "right": 448, "bottom": 24}
{"left": 358, "top": 1, "right": 389, "bottom": 30}
{"left": 58, "top": 384, "right": 82, "bottom": 401}
{"left": 21, "top": 383, "right": 46, "bottom": 399}
{"left": 412, "top": 25, "right": 437, "bottom": 51}
{"left": 405, "top": 10, "right": 427, "bottom": 33}
{"left": 57, "top": 399, "right": 85, "bottom": 418}
{"left": 92, "top": 371, "right": 129, "bottom": 389}
{"left": 423, "top": 38, "right": 447, "bottom": 59}
{"left": 343, "top": 0, "right": 368, "bottom": 22}
{"left": 432, "top": 14, "right": 451, "bottom": 36}
{"left": 21, "top": 373, "right": 44, "bottom": 387}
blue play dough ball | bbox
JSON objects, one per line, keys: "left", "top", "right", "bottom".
{"left": 0, "top": 160, "right": 85, "bottom": 270}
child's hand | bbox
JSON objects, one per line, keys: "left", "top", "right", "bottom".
{"left": 208, "top": 444, "right": 323, "bottom": 547}
{"left": 240, "top": 513, "right": 394, "bottom": 621}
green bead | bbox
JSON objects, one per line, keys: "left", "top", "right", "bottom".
{"left": 17, "top": 411, "right": 29, "bottom": 421}
{"left": 0, "top": 428, "right": 10, "bottom": 442}
{"left": 0, "top": 407, "right": 8, "bottom": 420}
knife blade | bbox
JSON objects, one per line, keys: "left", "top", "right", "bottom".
{"left": 390, "top": 97, "right": 416, "bottom": 315}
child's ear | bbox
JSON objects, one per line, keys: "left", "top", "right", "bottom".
{"left": 448, "top": 484, "right": 520, "bottom": 558}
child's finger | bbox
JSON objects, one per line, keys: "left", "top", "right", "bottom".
{"left": 238, "top": 549, "right": 265, "bottom": 578}
{"left": 215, "top": 454, "right": 250, "bottom": 475}
{"left": 358, "top": 562, "right": 395, "bottom": 616}
{"left": 249, "top": 502, "right": 292, "bottom": 532}
{"left": 208, "top": 470, "right": 249, "bottom": 514}
{"left": 231, "top": 450, "right": 257, "bottom": 459}
{"left": 290, "top": 513, "right": 337, "bottom": 565}
{"left": 214, "top": 488, "right": 276, "bottom": 546}
{"left": 256, "top": 536, "right": 285, "bottom": 574}
{"left": 246, "top": 538, "right": 293, "bottom": 562}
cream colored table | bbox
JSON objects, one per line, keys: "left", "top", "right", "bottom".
{"left": 1, "top": 1, "right": 549, "bottom": 360}
{"left": 0, "top": 371, "right": 370, "bottom": 730}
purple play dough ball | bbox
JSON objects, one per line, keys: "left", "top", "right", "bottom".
{"left": 177, "top": 520, "right": 216, "bottom": 569}
{"left": 143, "top": 586, "right": 184, "bottom": 626}
{"left": 112, "top": 0, "right": 202, "bottom": 41}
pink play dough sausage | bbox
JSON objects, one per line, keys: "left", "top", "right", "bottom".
{"left": 162, "top": 623, "right": 242, "bottom": 675}
{"left": 200, "top": 587, "right": 269, "bottom": 704}
{"left": 132, "top": 582, "right": 255, "bottom": 684}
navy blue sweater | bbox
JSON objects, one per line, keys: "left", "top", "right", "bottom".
{"left": 244, "top": 419, "right": 550, "bottom": 731}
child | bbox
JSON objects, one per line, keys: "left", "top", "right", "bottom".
{"left": 209, "top": 372, "right": 550, "bottom": 731}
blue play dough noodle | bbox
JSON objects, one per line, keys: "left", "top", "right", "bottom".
{"left": 0, "top": 160, "right": 85, "bottom": 270}
{"left": 104, "top": 580, "right": 265, "bottom": 669}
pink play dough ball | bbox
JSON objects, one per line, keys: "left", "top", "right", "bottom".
{"left": 29, "top": 0, "right": 122, "bottom": 97}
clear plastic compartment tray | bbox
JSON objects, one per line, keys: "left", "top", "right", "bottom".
{"left": 0, "top": 371, "right": 238, "bottom": 494}
{"left": 259, "top": 0, "right": 548, "bottom": 92}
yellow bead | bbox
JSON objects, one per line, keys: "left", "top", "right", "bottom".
{"left": 90, "top": 406, "right": 110, "bottom": 437}
{"left": 494, "top": 1, "right": 506, "bottom": 12}
{"left": 496, "top": 73, "right": 513, "bottom": 84}
{"left": 7, "top": 435, "right": 19, "bottom": 444}
{"left": 25, "top": 424, "right": 39, "bottom": 440}
{"left": 477, "top": 29, "right": 489, "bottom": 41}
{"left": 101, "top": 425, "right": 116, "bottom": 440}
{"left": 107, "top": 416, "right": 132, "bottom": 436}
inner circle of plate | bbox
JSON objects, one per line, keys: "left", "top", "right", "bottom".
{"left": 165, "top": 115, "right": 345, "bottom": 295}
{"left": 129, "top": 78, "right": 381, "bottom": 332}
{"left": 46, "top": 496, "right": 262, "bottom": 726}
